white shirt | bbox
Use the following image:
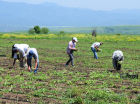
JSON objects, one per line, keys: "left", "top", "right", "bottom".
{"left": 112, "top": 50, "right": 124, "bottom": 62}
{"left": 27, "top": 48, "right": 39, "bottom": 62}
{"left": 91, "top": 42, "right": 100, "bottom": 48}
{"left": 14, "top": 44, "right": 29, "bottom": 58}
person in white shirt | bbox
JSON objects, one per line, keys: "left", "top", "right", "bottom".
{"left": 91, "top": 42, "right": 103, "bottom": 59}
{"left": 12, "top": 44, "right": 30, "bottom": 68}
{"left": 27, "top": 48, "right": 39, "bottom": 74}
{"left": 112, "top": 50, "right": 124, "bottom": 70}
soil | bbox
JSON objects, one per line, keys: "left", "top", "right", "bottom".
{"left": 0, "top": 53, "right": 140, "bottom": 103}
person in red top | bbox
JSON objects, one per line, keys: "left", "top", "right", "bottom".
{"left": 65, "top": 37, "right": 78, "bottom": 67}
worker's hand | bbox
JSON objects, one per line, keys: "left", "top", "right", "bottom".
{"left": 118, "top": 61, "right": 122, "bottom": 64}
{"left": 28, "top": 68, "right": 31, "bottom": 72}
{"left": 98, "top": 49, "right": 102, "bottom": 52}
{"left": 75, "top": 49, "right": 78, "bottom": 51}
{"left": 19, "top": 58, "right": 23, "bottom": 61}
{"left": 32, "top": 68, "right": 36, "bottom": 70}
{"left": 72, "top": 48, "right": 78, "bottom": 51}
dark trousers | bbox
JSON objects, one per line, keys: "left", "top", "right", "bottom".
{"left": 66, "top": 51, "right": 74, "bottom": 66}
{"left": 112, "top": 58, "right": 121, "bottom": 70}
{"left": 113, "top": 58, "right": 118, "bottom": 69}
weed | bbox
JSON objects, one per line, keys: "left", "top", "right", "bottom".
{"left": 73, "top": 97, "right": 84, "bottom": 104}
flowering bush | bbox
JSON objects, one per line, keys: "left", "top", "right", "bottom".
{"left": 1, "top": 33, "right": 140, "bottom": 42}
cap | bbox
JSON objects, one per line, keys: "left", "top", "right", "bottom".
{"left": 29, "top": 50, "right": 34, "bottom": 59}
{"left": 73, "top": 37, "right": 78, "bottom": 42}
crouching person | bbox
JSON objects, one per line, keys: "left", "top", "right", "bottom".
{"left": 12, "top": 44, "right": 30, "bottom": 68}
{"left": 27, "top": 48, "right": 39, "bottom": 74}
{"left": 112, "top": 50, "right": 124, "bottom": 70}
{"left": 91, "top": 42, "right": 103, "bottom": 59}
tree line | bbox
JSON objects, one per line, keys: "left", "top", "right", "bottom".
{"left": 28, "top": 26, "right": 49, "bottom": 34}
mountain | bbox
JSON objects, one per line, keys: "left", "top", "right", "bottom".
{"left": 0, "top": 0, "right": 140, "bottom": 32}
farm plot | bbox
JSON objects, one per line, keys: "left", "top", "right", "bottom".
{"left": 0, "top": 38, "right": 140, "bottom": 103}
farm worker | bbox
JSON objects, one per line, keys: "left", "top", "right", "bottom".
{"left": 65, "top": 37, "right": 78, "bottom": 67}
{"left": 91, "top": 42, "right": 103, "bottom": 59}
{"left": 27, "top": 48, "right": 39, "bottom": 73}
{"left": 12, "top": 44, "right": 30, "bottom": 68}
{"left": 112, "top": 50, "right": 124, "bottom": 70}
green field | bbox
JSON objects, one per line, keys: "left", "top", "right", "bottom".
{"left": 49, "top": 25, "right": 140, "bottom": 34}
{"left": 1, "top": 25, "right": 140, "bottom": 34}
{"left": 0, "top": 34, "right": 140, "bottom": 103}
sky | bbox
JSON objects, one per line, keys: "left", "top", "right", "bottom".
{"left": 2, "top": 0, "right": 140, "bottom": 11}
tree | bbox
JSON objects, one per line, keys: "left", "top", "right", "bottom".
{"left": 60, "top": 31, "right": 65, "bottom": 34}
{"left": 42, "top": 27, "right": 49, "bottom": 34}
{"left": 92, "top": 29, "right": 96, "bottom": 37}
{"left": 34, "top": 26, "right": 41, "bottom": 34}
{"left": 28, "top": 28, "right": 35, "bottom": 34}
{"left": 116, "top": 33, "right": 121, "bottom": 36}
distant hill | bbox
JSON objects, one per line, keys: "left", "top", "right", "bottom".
{"left": 0, "top": 0, "right": 140, "bottom": 32}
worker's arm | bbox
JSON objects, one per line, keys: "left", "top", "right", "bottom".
{"left": 27, "top": 58, "right": 31, "bottom": 72}
{"left": 95, "top": 45, "right": 99, "bottom": 50}
{"left": 19, "top": 57, "right": 24, "bottom": 61}
{"left": 13, "top": 58, "right": 16, "bottom": 66}
{"left": 34, "top": 59, "right": 38, "bottom": 69}
{"left": 71, "top": 48, "right": 78, "bottom": 51}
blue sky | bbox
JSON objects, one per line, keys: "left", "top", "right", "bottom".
{"left": 2, "top": 0, "right": 140, "bottom": 11}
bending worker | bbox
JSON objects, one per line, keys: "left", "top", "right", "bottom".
{"left": 27, "top": 48, "right": 39, "bottom": 74}
{"left": 91, "top": 42, "right": 103, "bottom": 59}
{"left": 12, "top": 44, "right": 30, "bottom": 68}
{"left": 65, "top": 37, "right": 78, "bottom": 67}
{"left": 112, "top": 50, "right": 124, "bottom": 70}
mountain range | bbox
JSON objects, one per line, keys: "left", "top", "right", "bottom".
{"left": 0, "top": 0, "right": 140, "bottom": 32}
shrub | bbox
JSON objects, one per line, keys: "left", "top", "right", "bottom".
{"left": 73, "top": 97, "right": 84, "bottom": 104}
{"left": 34, "top": 26, "right": 41, "bottom": 34}
{"left": 60, "top": 31, "right": 65, "bottom": 34}
{"left": 28, "top": 28, "right": 35, "bottom": 34}
{"left": 116, "top": 33, "right": 121, "bottom": 36}
{"left": 42, "top": 27, "right": 49, "bottom": 34}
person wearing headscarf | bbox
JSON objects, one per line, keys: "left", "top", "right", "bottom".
{"left": 112, "top": 50, "right": 124, "bottom": 70}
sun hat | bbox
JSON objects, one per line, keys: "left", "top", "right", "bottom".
{"left": 100, "top": 42, "right": 103, "bottom": 45}
{"left": 73, "top": 37, "right": 78, "bottom": 42}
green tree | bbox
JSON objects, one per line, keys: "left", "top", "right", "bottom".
{"left": 34, "top": 26, "right": 41, "bottom": 34}
{"left": 42, "top": 27, "right": 49, "bottom": 34}
{"left": 116, "top": 33, "right": 121, "bottom": 36}
{"left": 28, "top": 28, "right": 35, "bottom": 34}
{"left": 60, "top": 31, "right": 65, "bottom": 34}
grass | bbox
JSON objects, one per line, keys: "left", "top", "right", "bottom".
{"left": 0, "top": 34, "right": 140, "bottom": 103}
